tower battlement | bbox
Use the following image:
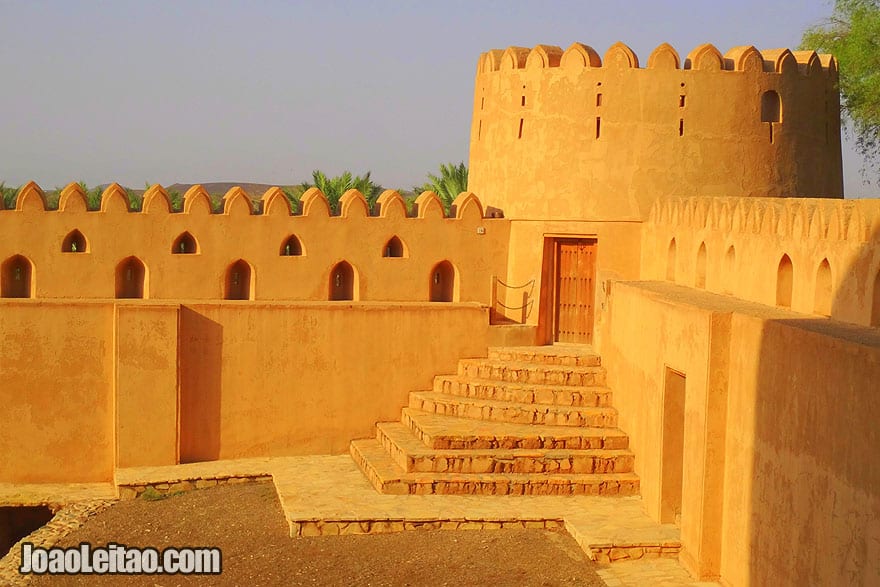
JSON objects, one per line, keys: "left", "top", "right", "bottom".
{"left": 476, "top": 42, "right": 837, "bottom": 77}
{"left": 468, "top": 42, "right": 843, "bottom": 221}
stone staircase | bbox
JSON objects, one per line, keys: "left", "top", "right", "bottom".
{"left": 351, "top": 345, "right": 639, "bottom": 496}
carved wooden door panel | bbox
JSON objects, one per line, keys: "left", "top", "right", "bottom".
{"left": 553, "top": 239, "right": 596, "bottom": 343}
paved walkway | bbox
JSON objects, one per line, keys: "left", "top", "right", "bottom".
{"left": 2, "top": 455, "right": 721, "bottom": 586}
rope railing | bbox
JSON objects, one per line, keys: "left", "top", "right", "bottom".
{"left": 490, "top": 276, "right": 536, "bottom": 321}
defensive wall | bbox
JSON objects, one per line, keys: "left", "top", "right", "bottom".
{"left": 0, "top": 182, "right": 508, "bottom": 303}
{"left": 0, "top": 181, "right": 503, "bottom": 483}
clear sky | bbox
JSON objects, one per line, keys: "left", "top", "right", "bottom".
{"left": 0, "top": 0, "right": 873, "bottom": 197}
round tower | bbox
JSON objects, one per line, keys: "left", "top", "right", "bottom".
{"left": 467, "top": 42, "right": 843, "bottom": 221}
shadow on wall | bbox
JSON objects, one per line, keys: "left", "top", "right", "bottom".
{"left": 178, "top": 307, "right": 223, "bottom": 463}
{"left": 746, "top": 224, "right": 880, "bottom": 585}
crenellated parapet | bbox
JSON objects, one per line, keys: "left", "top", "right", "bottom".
{"left": 468, "top": 41, "right": 843, "bottom": 222}
{"left": 642, "top": 195, "right": 880, "bottom": 327}
{"left": 647, "top": 196, "right": 880, "bottom": 243}
{"left": 477, "top": 42, "right": 837, "bottom": 77}
{"left": 0, "top": 182, "right": 508, "bottom": 303}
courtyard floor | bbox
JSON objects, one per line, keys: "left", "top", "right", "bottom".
{"left": 1, "top": 455, "right": 721, "bottom": 586}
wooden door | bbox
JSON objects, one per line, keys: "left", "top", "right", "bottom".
{"left": 553, "top": 239, "right": 596, "bottom": 343}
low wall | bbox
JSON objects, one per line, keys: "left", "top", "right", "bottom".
{"left": 1, "top": 300, "right": 490, "bottom": 483}
{"left": 605, "top": 281, "right": 880, "bottom": 586}
{"left": 0, "top": 302, "right": 115, "bottom": 483}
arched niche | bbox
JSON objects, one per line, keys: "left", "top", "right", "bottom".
{"left": 776, "top": 254, "right": 793, "bottom": 308}
{"left": 329, "top": 261, "right": 357, "bottom": 301}
{"left": 172, "top": 232, "right": 199, "bottom": 254}
{"left": 814, "top": 258, "right": 832, "bottom": 316}
{"left": 280, "top": 235, "right": 304, "bottom": 256}
{"left": 695, "top": 242, "right": 707, "bottom": 289}
{"left": 1, "top": 255, "right": 33, "bottom": 298}
{"left": 116, "top": 257, "right": 147, "bottom": 299}
{"left": 383, "top": 236, "right": 406, "bottom": 258}
{"left": 429, "top": 260, "right": 458, "bottom": 302}
{"left": 225, "top": 259, "right": 254, "bottom": 300}
{"left": 62, "top": 229, "right": 88, "bottom": 253}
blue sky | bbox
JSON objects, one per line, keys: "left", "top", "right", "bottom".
{"left": 0, "top": 0, "right": 873, "bottom": 197}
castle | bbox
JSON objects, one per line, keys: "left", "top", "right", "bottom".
{"left": 1, "top": 41, "right": 878, "bottom": 585}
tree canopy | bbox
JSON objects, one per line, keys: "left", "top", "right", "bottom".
{"left": 801, "top": 0, "right": 880, "bottom": 177}
{"left": 301, "top": 170, "right": 381, "bottom": 214}
{"left": 413, "top": 162, "right": 468, "bottom": 213}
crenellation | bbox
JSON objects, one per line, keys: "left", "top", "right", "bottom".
{"left": 476, "top": 42, "right": 837, "bottom": 75}
{"left": 0, "top": 182, "right": 506, "bottom": 303}
{"left": 647, "top": 43, "right": 680, "bottom": 69}
{"left": 560, "top": 43, "right": 602, "bottom": 70}
{"left": 16, "top": 181, "right": 47, "bottom": 212}
{"left": 338, "top": 188, "right": 370, "bottom": 218}
{"left": 222, "top": 186, "right": 254, "bottom": 216}
{"left": 183, "top": 184, "right": 213, "bottom": 215}
{"left": 261, "top": 185, "right": 292, "bottom": 216}
{"left": 59, "top": 182, "right": 88, "bottom": 213}
{"left": 684, "top": 43, "right": 723, "bottom": 71}
{"left": 375, "top": 189, "right": 407, "bottom": 219}
{"left": 100, "top": 182, "right": 131, "bottom": 214}
{"left": 142, "top": 183, "right": 172, "bottom": 214}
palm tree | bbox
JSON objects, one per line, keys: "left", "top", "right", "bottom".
{"left": 302, "top": 170, "right": 381, "bottom": 214}
{"left": 413, "top": 162, "right": 468, "bottom": 213}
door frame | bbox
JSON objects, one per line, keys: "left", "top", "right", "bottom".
{"left": 536, "top": 235, "right": 598, "bottom": 345}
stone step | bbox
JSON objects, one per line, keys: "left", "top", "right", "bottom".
{"left": 408, "top": 391, "right": 619, "bottom": 428}
{"left": 487, "top": 346, "right": 602, "bottom": 367}
{"left": 457, "top": 359, "right": 606, "bottom": 387}
{"left": 350, "top": 438, "right": 640, "bottom": 496}
{"left": 376, "top": 422, "right": 635, "bottom": 475}
{"left": 433, "top": 375, "right": 612, "bottom": 407}
{"left": 400, "top": 408, "right": 630, "bottom": 450}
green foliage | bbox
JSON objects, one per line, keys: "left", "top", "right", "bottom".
{"left": 281, "top": 186, "right": 305, "bottom": 212}
{"left": 0, "top": 182, "right": 18, "bottom": 209}
{"left": 802, "top": 0, "right": 880, "bottom": 176}
{"left": 140, "top": 486, "right": 183, "bottom": 501}
{"left": 126, "top": 188, "right": 142, "bottom": 212}
{"left": 167, "top": 190, "right": 183, "bottom": 212}
{"left": 413, "top": 162, "right": 468, "bottom": 213}
{"left": 302, "top": 170, "right": 382, "bottom": 214}
{"left": 78, "top": 181, "right": 104, "bottom": 211}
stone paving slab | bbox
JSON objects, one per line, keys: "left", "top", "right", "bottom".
{"left": 0, "top": 483, "right": 116, "bottom": 506}
{"left": 596, "top": 558, "right": 722, "bottom": 587}
{"left": 271, "top": 455, "right": 670, "bottom": 545}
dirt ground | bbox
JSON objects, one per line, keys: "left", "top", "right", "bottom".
{"left": 26, "top": 481, "right": 606, "bottom": 586}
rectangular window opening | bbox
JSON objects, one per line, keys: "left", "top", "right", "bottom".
{"left": 596, "top": 93, "right": 603, "bottom": 107}
{"left": 679, "top": 119, "right": 684, "bottom": 137}
{"left": 769, "top": 123, "right": 774, "bottom": 144}
{"left": 481, "top": 97, "right": 484, "bottom": 110}
{"left": 595, "top": 117, "right": 601, "bottom": 139}
{"left": 518, "top": 118, "right": 524, "bottom": 139}
{"left": 521, "top": 95, "right": 526, "bottom": 107}
{"left": 679, "top": 95, "right": 686, "bottom": 108}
